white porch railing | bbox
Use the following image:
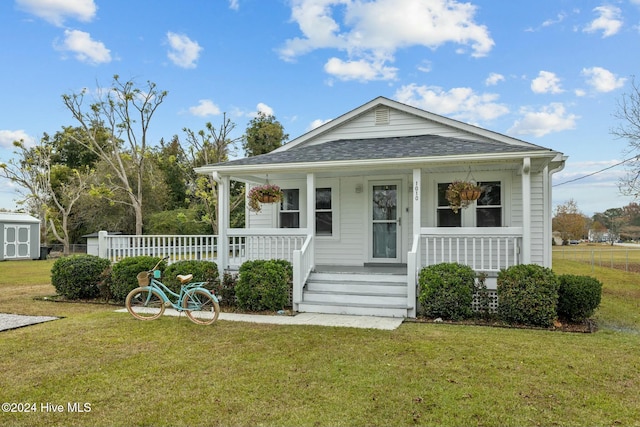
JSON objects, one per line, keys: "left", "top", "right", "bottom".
{"left": 292, "top": 235, "right": 314, "bottom": 310}
{"left": 407, "top": 234, "right": 421, "bottom": 318}
{"left": 419, "top": 227, "right": 523, "bottom": 273}
{"left": 226, "top": 229, "right": 308, "bottom": 268}
{"left": 98, "top": 231, "right": 217, "bottom": 264}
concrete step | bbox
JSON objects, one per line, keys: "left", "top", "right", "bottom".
{"left": 297, "top": 302, "right": 409, "bottom": 318}
{"left": 303, "top": 290, "right": 408, "bottom": 306}
{"left": 309, "top": 272, "right": 407, "bottom": 283}
{"left": 306, "top": 280, "right": 407, "bottom": 295}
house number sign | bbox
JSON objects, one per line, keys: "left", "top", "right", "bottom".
{"left": 414, "top": 181, "right": 419, "bottom": 201}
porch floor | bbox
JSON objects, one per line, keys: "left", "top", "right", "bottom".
{"left": 314, "top": 264, "right": 408, "bottom": 275}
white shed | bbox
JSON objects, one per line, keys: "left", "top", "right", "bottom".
{"left": 0, "top": 213, "right": 41, "bottom": 261}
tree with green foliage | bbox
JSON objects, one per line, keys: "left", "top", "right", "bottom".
{"left": 62, "top": 75, "right": 167, "bottom": 235}
{"left": 242, "top": 112, "right": 288, "bottom": 157}
{"left": 183, "top": 114, "right": 245, "bottom": 232}
{"left": 552, "top": 199, "right": 589, "bottom": 243}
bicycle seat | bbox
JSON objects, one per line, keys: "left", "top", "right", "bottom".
{"left": 176, "top": 274, "right": 193, "bottom": 284}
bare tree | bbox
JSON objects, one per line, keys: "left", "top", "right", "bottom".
{"left": 613, "top": 76, "right": 640, "bottom": 199}
{"left": 0, "top": 140, "right": 89, "bottom": 254}
{"left": 62, "top": 75, "right": 167, "bottom": 235}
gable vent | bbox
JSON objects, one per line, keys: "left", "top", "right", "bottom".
{"left": 374, "top": 107, "right": 390, "bottom": 125}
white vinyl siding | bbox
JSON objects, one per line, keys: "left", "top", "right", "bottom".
{"left": 301, "top": 108, "right": 494, "bottom": 148}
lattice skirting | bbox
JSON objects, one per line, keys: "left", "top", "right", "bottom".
{"left": 472, "top": 290, "right": 498, "bottom": 313}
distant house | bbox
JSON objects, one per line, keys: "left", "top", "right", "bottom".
{"left": 0, "top": 212, "right": 41, "bottom": 260}
{"left": 192, "top": 97, "right": 566, "bottom": 317}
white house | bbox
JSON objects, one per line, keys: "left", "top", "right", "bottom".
{"left": 195, "top": 97, "right": 566, "bottom": 318}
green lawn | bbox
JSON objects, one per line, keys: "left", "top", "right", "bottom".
{"left": 0, "top": 258, "right": 639, "bottom": 426}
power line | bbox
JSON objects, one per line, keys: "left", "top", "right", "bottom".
{"left": 553, "top": 155, "right": 638, "bottom": 187}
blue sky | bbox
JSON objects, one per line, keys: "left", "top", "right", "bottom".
{"left": 1, "top": 0, "right": 639, "bottom": 215}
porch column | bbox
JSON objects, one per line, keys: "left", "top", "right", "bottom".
{"left": 521, "top": 158, "right": 531, "bottom": 264}
{"left": 217, "top": 175, "right": 230, "bottom": 278}
{"left": 412, "top": 168, "right": 422, "bottom": 237}
{"left": 306, "top": 172, "right": 315, "bottom": 249}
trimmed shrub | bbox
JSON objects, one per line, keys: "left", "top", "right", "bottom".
{"left": 110, "top": 256, "right": 166, "bottom": 303}
{"left": 211, "top": 272, "right": 238, "bottom": 307}
{"left": 557, "top": 274, "right": 602, "bottom": 322}
{"left": 497, "top": 264, "right": 559, "bottom": 327}
{"left": 236, "top": 259, "right": 292, "bottom": 312}
{"left": 418, "top": 262, "right": 476, "bottom": 321}
{"left": 51, "top": 255, "right": 111, "bottom": 300}
{"left": 163, "top": 260, "right": 219, "bottom": 295}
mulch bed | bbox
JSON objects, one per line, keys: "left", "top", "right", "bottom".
{"left": 408, "top": 316, "right": 598, "bottom": 333}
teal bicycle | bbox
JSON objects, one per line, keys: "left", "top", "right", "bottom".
{"left": 125, "top": 256, "right": 220, "bottom": 325}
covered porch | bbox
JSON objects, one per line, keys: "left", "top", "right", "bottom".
{"left": 194, "top": 155, "right": 540, "bottom": 317}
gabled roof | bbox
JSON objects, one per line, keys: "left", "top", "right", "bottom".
{"left": 218, "top": 134, "right": 552, "bottom": 167}
{"left": 274, "top": 96, "right": 542, "bottom": 152}
{"left": 195, "top": 96, "right": 564, "bottom": 176}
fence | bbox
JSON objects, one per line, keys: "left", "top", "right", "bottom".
{"left": 553, "top": 246, "right": 640, "bottom": 272}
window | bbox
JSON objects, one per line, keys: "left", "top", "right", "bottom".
{"left": 437, "top": 183, "right": 461, "bottom": 227}
{"left": 279, "top": 189, "right": 300, "bottom": 228}
{"left": 476, "top": 181, "right": 502, "bottom": 227}
{"left": 315, "top": 188, "right": 332, "bottom": 236}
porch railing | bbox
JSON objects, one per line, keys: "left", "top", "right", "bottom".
{"left": 407, "top": 234, "right": 421, "bottom": 318}
{"left": 98, "top": 231, "right": 217, "bottom": 264}
{"left": 292, "top": 235, "right": 314, "bottom": 310}
{"left": 419, "top": 227, "right": 523, "bottom": 273}
{"left": 227, "top": 229, "right": 308, "bottom": 268}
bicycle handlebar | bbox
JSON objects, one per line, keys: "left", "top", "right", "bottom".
{"left": 150, "top": 256, "right": 170, "bottom": 272}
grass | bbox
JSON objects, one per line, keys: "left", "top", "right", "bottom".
{"left": 0, "top": 258, "right": 639, "bottom": 426}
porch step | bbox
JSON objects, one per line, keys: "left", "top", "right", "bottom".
{"left": 299, "top": 272, "right": 410, "bottom": 318}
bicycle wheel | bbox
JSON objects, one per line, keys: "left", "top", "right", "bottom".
{"left": 182, "top": 289, "right": 220, "bottom": 325}
{"left": 126, "top": 287, "right": 165, "bottom": 320}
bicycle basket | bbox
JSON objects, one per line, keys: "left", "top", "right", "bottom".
{"left": 137, "top": 271, "right": 150, "bottom": 286}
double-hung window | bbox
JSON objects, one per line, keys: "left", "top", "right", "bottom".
{"left": 315, "top": 188, "right": 332, "bottom": 236}
{"left": 476, "top": 181, "right": 502, "bottom": 227}
{"left": 437, "top": 183, "right": 462, "bottom": 227}
{"left": 437, "top": 181, "right": 502, "bottom": 227}
{"left": 279, "top": 189, "right": 300, "bottom": 228}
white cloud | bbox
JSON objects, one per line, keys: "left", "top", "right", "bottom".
{"left": 395, "top": 83, "right": 509, "bottom": 123}
{"left": 531, "top": 70, "right": 564, "bottom": 94}
{"left": 0, "top": 130, "right": 35, "bottom": 149}
{"left": 57, "top": 29, "right": 111, "bottom": 65}
{"left": 166, "top": 32, "right": 203, "bottom": 69}
{"left": 188, "top": 99, "right": 221, "bottom": 117}
{"left": 583, "top": 5, "right": 623, "bottom": 37}
{"left": 485, "top": 72, "right": 505, "bottom": 86}
{"left": 229, "top": 0, "right": 239, "bottom": 10}
{"left": 280, "top": 0, "right": 494, "bottom": 81}
{"left": 324, "top": 57, "right": 397, "bottom": 81}
{"left": 16, "top": 0, "right": 96, "bottom": 26}
{"left": 508, "top": 103, "right": 578, "bottom": 137}
{"left": 256, "top": 103, "right": 274, "bottom": 116}
{"left": 307, "top": 118, "right": 332, "bottom": 131}
{"left": 582, "top": 66, "right": 626, "bottom": 93}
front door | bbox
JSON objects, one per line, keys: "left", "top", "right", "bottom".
{"left": 370, "top": 181, "right": 401, "bottom": 262}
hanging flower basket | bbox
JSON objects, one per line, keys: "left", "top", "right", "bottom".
{"left": 446, "top": 181, "right": 483, "bottom": 213}
{"left": 248, "top": 184, "right": 283, "bottom": 213}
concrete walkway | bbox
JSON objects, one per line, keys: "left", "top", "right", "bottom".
{"left": 0, "top": 313, "right": 59, "bottom": 332}
{"left": 115, "top": 308, "right": 404, "bottom": 330}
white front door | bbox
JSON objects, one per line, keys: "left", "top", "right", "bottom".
{"left": 369, "top": 181, "right": 402, "bottom": 263}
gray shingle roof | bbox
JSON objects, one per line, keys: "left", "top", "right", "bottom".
{"left": 217, "top": 134, "right": 551, "bottom": 167}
